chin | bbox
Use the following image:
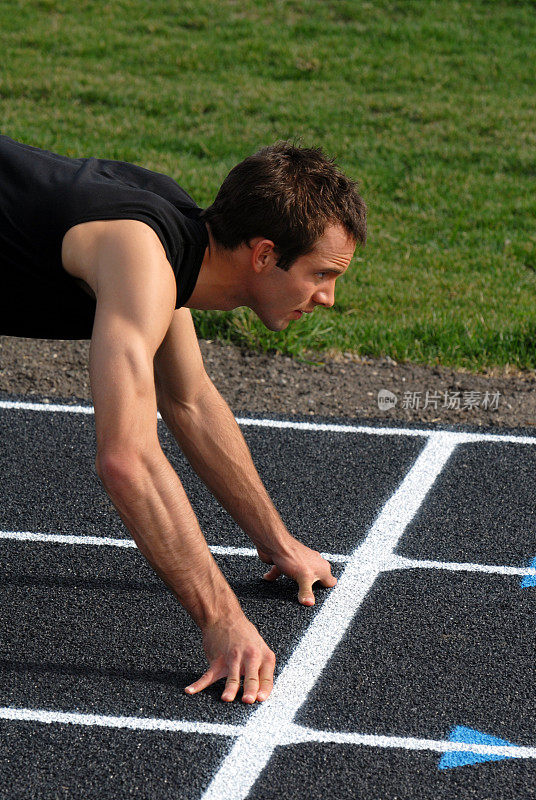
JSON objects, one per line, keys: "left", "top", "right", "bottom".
{"left": 254, "top": 310, "right": 289, "bottom": 332}
{"left": 261, "top": 322, "right": 286, "bottom": 332}
{"left": 267, "top": 318, "right": 290, "bottom": 332}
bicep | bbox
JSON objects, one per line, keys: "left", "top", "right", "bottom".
{"left": 153, "top": 307, "right": 211, "bottom": 413}
{"left": 89, "top": 223, "right": 177, "bottom": 467}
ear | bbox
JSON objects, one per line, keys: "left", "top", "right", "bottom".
{"left": 248, "top": 237, "right": 279, "bottom": 274}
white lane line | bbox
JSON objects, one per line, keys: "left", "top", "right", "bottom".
{"left": 0, "top": 706, "right": 241, "bottom": 737}
{"left": 2, "top": 398, "right": 536, "bottom": 446}
{"left": 392, "top": 555, "right": 536, "bottom": 578}
{"left": 0, "top": 530, "right": 257, "bottom": 557}
{"left": 0, "top": 531, "right": 260, "bottom": 559}
{"left": 2, "top": 706, "right": 534, "bottom": 761}
{"left": 236, "top": 418, "right": 536, "bottom": 446}
{"left": 284, "top": 723, "right": 536, "bottom": 759}
{"left": 0, "top": 530, "right": 138, "bottom": 548}
{"left": 0, "top": 400, "right": 95, "bottom": 415}
{"left": 200, "top": 432, "right": 458, "bottom": 800}
{"left": 2, "top": 531, "right": 535, "bottom": 580}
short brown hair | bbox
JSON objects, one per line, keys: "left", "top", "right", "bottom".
{"left": 199, "top": 140, "right": 367, "bottom": 271}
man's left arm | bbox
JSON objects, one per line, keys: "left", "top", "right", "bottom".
{"left": 157, "top": 377, "right": 337, "bottom": 605}
{"left": 153, "top": 310, "right": 336, "bottom": 606}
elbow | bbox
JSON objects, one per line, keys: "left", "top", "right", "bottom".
{"left": 95, "top": 448, "right": 150, "bottom": 490}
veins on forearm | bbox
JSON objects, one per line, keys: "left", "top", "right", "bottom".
{"left": 163, "top": 392, "right": 289, "bottom": 548}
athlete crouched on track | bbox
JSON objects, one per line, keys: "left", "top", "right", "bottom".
{"left": 0, "top": 135, "right": 366, "bottom": 703}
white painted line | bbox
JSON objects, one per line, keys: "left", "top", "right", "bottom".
{"left": 0, "top": 530, "right": 137, "bottom": 548}
{"left": 0, "top": 530, "right": 259, "bottom": 559}
{"left": 284, "top": 723, "right": 536, "bottom": 759}
{"left": 236, "top": 417, "right": 536, "bottom": 447}
{"left": 1, "top": 706, "right": 534, "bottom": 762}
{"left": 235, "top": 416, "right": 429, "bottom": 439}
{"left": 0, "top": 706, "right": 241, "bottom": 738}
{"left": 2, "top": 531, "right": 535, "bottom": 580}
{"left": 2, "top": 398, "right": 536, "bottom": 445}
{"left": 201, "top": 432, "right": 459, "bottom": 800}
{"left": 203, "top": 545, "right": 259, "bottom": 558}
{"left": 0, "top": 399, "right": 95, "bottom": 415}
{"left": 392, "top": 554, "right": 536, "bottom": 578}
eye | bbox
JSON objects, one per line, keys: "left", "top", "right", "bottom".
{"left": 316, "top": 272, "right": 327, "bottom": 280}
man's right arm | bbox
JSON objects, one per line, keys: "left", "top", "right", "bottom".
{"left": 88, "top": 220, "right": 275, "bottom": 703}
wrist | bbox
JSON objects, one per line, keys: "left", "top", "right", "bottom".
{"left": 164, "top": 555, "right": 243, "bottom": 632}
{"left": 257, "top": 531, "right": 298, "bottom": 560}
{"left": 200, "top": 605, "right": 245, "bottom": 633}
{"left": 195, "top": 582, "right": 244, "bottom": 633}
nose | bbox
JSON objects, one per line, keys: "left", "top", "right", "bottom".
{"left": 312, "top": 285, "right": 335, "bottom": 309}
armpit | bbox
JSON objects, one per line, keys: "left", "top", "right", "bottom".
{"left": 74, "top": 277, "right": 97, "bottom": 301}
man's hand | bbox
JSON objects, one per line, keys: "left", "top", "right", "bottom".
{"left": 257, "top": 539, "right": 338, "bottom": 606}
{"left": 184, "top": 615, "right": 276, "bottom": 703}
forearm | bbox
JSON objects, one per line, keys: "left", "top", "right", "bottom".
{"left": 159, "top": 382, "right": 294, "bottom": 557}
{"left": 98, "top": 448, "right": 242, "bottom": 630}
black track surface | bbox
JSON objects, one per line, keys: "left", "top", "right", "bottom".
{"left": 0, "top": 395, "right": 535, "bottom": 799}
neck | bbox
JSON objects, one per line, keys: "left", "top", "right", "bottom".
{"left": 185, "top": 224, "right": 251, "bottom": 311}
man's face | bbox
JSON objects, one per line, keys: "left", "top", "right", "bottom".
{"left": 250, "top": 224, "right": 356, "bottom": 332}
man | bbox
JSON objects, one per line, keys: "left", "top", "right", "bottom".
{"left": 0, "top": 135, "right": 367, "bottom": 703}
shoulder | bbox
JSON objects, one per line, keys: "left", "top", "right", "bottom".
{"left": 87, "top": 219, "right": 178, "bottom": 352}
{"left": 61, "top": 219, "right": 170, "bottom": 293}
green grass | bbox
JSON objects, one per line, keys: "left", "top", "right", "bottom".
{"left": 1, "top": 0, "right": 535, "bottom": 370}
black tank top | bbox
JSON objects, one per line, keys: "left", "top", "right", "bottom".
{"left": 0, "top": 135, "right": 209, "bottom": 339}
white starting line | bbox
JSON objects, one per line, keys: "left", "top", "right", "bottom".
{"left": 1, "top": 706, "right": 535, "bottom": 762}
{"left": 1, "top": 529, "right": 535, "bottom": 580}
{"left": 2, "top": 397, "right": 536, "bottom": 446}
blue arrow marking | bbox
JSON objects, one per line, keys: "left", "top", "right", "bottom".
{"left": 521, "top": 557, "right": 536, "bottom": 588}
{"left": 439, "top": 726, "right": 518, "bottom": 769}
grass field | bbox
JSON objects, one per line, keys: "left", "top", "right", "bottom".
{"left": 1, "top": 0, "right": 535, "bottom": 370}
